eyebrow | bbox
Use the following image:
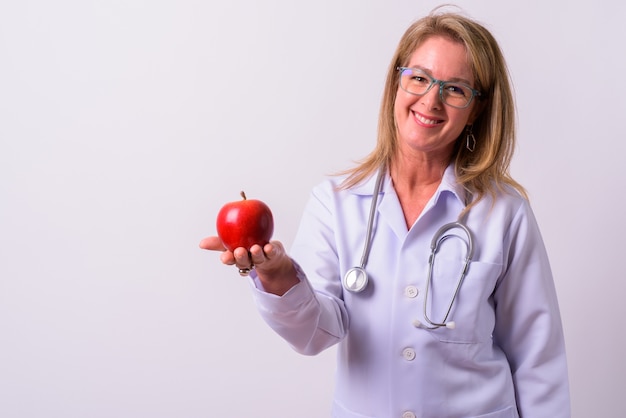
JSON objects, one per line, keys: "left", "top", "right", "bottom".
{"left": 408, "top": 65, "right": 473, "bottom": 86}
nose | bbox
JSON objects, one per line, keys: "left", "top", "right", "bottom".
{"left": 420, "top": 83, "right": 443, "bottom": 110}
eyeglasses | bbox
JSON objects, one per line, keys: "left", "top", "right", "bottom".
{"left": 396, "top": 67, "right": 481, "bottom": 109}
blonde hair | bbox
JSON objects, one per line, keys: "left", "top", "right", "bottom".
{"left": 339, "top": 8, "right": 527, "bottom": 209}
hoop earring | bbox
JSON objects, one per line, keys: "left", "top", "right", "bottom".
{"left": 465, "top": 125, "right": 476, "bottom": 152}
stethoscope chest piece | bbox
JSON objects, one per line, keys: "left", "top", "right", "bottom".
{"left": 343, "top": 267, "right": 369, "bottom": 293}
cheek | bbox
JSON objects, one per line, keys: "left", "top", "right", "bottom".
{"left": 451, "top": 109, "right": 474, "bottom": 131}
{"left": 450, "top": 125, "right": 467, "bottom": 143}
{"left": 393, "top": 101, "right": 401, "bottom": 122}
{"left": 393, "top": 91, "right": 412, "bottom": 118}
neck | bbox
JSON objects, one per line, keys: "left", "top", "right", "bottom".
{"left": 390, "top": 153, "right": 451, "bottom": 229}
{"left": 391, "top": 153, "right": 449, "bottom": 192}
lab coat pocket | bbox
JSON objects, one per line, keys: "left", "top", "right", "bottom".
{"left": 424, "top": 257, "right": 502, "bottom": 344}
{"left": 473, "top": 405, "right": 519, "bottom": 417}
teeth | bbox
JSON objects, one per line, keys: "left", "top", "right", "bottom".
{"left": 414, "top": 112, "right": 440, "bottom": 125}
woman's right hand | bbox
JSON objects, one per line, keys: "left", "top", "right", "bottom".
{"left": 199, "top": 237, "right": 300, "bottom": 296}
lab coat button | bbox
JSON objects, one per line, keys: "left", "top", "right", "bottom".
{"left": 402, "top": 411, "right": 416, "bottom": 418}
{"left": 404, "top": 285, "right": 418, "bottom": 298}
{"left": 402, "top": 347, "right": 416, "bottom": 361}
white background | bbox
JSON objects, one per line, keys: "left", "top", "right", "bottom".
{"left": 1, "top": 1, "right": 624, "bottom": 417}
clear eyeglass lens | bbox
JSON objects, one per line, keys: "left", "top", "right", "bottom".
{"left": 399, "top": 68, "right": 474, "bottom": 108}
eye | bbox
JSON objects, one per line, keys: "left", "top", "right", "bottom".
{"left": 412, "top": 75, "right": 429, "bottom": 83}
{"left": 402, "top": 70, "right": 430, "bottom": 85}
{"left": 444, "top": 83, "right": 469, "bottom": 97}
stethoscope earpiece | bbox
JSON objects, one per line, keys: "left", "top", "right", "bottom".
{"left": 412, "top": 319, "right": 456, "bottom": 330}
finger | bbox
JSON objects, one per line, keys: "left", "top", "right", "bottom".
{"left": 233, "top": 247, "right": 253, "bottom": 269}
{"left": 219, "top": 250, "right": 236, "bottom": 266}
{"left": 249, "top": 243, "right": 270, "bottom": 266}
{"left": 199, "top": 236, "right": 226, "bottom": 251}
{"left": 264, "top": 240, "right": 284, "bottom": 260}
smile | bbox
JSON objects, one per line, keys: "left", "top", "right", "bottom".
{"left": 413, "top": 111, "right": 443, "bottom": 126}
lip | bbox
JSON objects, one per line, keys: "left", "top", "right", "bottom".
{"left": 412, "top": 111, "right": 444, "bottom": 127}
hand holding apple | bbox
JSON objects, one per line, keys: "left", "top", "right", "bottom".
{"left": 216, "top": 191, "right": 274, "bottom": 252}
{"left": 202, "top": 196, "right": 299, "bottom": 295}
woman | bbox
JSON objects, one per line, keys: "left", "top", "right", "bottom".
{"left": 201, "top": 9, "right": 570, "bottom": 418}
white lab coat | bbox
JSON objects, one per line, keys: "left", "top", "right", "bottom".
{"left": 250, "top": 166, "right": 570, "bottom": 418}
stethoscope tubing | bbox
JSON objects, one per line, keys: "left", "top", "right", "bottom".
{"left": 359, "top": 168, "right": 385, "bottom": 269}
{"left": 342, "top": 167, "right": 475, "bottom": 330}
{"left": 421, "top": 222, "right": 473, "bottom": 329}
{"left": 341, "top": 168, "right": 385, "bottom": 293}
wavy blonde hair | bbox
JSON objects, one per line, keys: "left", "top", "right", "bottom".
{"left": 339, "top": 8, "right": 527, "bottom": 209}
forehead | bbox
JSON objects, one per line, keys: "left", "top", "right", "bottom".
{"left": 406, "top": 36, "right": 473, "bottom": 81}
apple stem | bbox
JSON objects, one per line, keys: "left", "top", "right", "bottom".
{"left": 240, "top": 191, "right": 247, "bottom": 200}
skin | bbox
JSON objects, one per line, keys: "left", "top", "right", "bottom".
{"left": 392, "top": 36, "right": 480, "bottom": 227}
{"left": 199, "top": 237, "right": 298, "bottom": 295}
{"left": 199, "top": 35, "right": 481, "bottom": 296}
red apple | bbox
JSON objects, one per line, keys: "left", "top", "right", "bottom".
{"left": 216, "top": 191, "right": 274, "bottom": 252}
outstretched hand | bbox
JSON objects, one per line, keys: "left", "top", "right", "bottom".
{"left": 199, "top": 237, "right": 300, "bottom": 295}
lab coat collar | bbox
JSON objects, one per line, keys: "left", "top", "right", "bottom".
{"left": 348, "top": 164, "right": 467, "bottom": 206}
{"left": 439, "top": 164, "right": 469, "bottom": 206}
{"left": 348, "top": 164, "right": 467, "bottom": 239}
{"left": 348, "top": 168, "right": 388, "bottom": 196}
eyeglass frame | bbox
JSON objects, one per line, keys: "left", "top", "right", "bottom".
{"left": 396, "top": 66, "right": 482, "bottom": 109}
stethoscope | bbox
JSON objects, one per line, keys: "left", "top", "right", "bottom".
{"left": 342, "top": 167, "right": 474, "bottom": 330}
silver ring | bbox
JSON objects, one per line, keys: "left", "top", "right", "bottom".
{"left": 238, "top": 263, "right": 254, "bottom": 277}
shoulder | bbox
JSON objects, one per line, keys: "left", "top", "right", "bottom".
{"left": 469, "top": 184, "right": 535, "bottom": 228}
{"left": 308, "top": 175, "right": 346, "bottom": 205}
{"left": 476, "top": 181, "right": 529, "bottom": 210}
{"left": 310, "top": 172, "right": 379, "bottom": 200}
{"left": 467, "top": 186, "right": 546, "bottom": 265}
{"left": 303, "top": 173, "right": 382, "bottom": 223}
{"left": 302, "top": 175, "right": 349, "bottom": 217}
